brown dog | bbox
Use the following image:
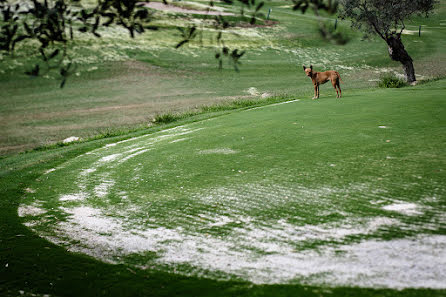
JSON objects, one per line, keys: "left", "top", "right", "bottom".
{"left": 303, "top": 65, "right": 342, "bottom": 99}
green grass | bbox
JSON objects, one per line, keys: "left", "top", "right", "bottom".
{"left": 1, "top": 1, "right": 446, "bottom": 295}
{"left": 2, "top": 79, "right": 445, "bottom": 296}
{"left": 1, "top": 0, "right": 445, "bottom": 154}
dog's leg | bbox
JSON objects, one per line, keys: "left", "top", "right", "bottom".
{"left": 337, "top": 79, "right": 342, "bottom": 98}
{"left": 317, "top": 84, "right": 320, "bottom": 99}
{"left": 313, "top": 84, "right": 318, "bottom": 99}
{"left": 332, "top": 79, "right": 339, "bottom": 98}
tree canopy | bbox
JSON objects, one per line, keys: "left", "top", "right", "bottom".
{"left": 339, "top": 0, "right": 437, "bottom": 82}
{"left": 340, "top": 0, "right": 436, "bottom": 39}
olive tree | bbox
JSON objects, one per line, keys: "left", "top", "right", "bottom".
{"left": 339, "top": 0, "right": 437, "bottom": 83}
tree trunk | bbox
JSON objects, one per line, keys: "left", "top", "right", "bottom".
{"left": 386, "top": 35, "right": 416, "bottom": 83}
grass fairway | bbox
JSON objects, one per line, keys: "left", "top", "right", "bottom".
{"left": 1, "top": 0, "right": 446, "bottom": 154}
{"left": 1, "top": 0, "right": 446, "bottom": 295}
{"left": 4, "top": 79, "right": 444, "bottom": 296}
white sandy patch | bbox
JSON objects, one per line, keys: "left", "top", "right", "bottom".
{"left": 198, "top": 148, "right": 239, "bottom": 155}
{"left": 30, "top": 204, "right": 446, "bottom": 289}
{"left": 207, "top": 215, "right": 237, "bottom": 227}
{"left": 233, "top": 216, "right": 398, "bottom": 246}
{"left": 18, "top": 118, "right": 445, "bottom": 289}
{"left": 246, "top": 87, "right": 260, "bottom": 96}
{"left": 20, "top": 173, "right": 445, "bottom": 289}
{"left": 378, "top": 126, "right": 388, "bottom": 128}
{"left": 80, "top": 168, "right": 97, "bottom": 176}
{"left": 44, "top": 168, "right": 56, "bottom": 174}
{"left": 60, "top": 193, "right": 86, "bottom": 201}
{"left": 335, "top": 65, "right": 355, "bottom": 70}
{"left": 18, "top": 204, "right": 47, "bottom": 217}
{"left": 382, "top": 202, "right": 422, "bottom": 216}
{"left": 24, "top": 187, "right": 36, "bottom": 193}
{"left": 94, "top": 180, "right": 115, "bottom": 198}
{"left": 119, "top": 148, "right": 151, "bottom": 163}
{"left": 98, "top": 153, "right": 122, "bottom": 163}
{"left": 62, "top": 136, "right": 80, "bottom": 143}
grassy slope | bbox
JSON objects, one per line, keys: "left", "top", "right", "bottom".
{"left": 1, "top": 0, "right": 445, "bottom": 154}
{"left": 1, "top": 79, "right": 445, "bottom": 297}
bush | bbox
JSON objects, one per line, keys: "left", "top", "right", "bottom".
{"left": 153, "top": 113, "right": 180, "bottom": 124}
{"left": 378, "top": 74, "right": 407, "bottom": 88}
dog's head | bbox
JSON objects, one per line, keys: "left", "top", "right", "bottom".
{"left": 303, "top": 65, "right": 313, "bottom": 77}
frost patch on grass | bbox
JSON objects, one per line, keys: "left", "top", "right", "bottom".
{"left": 207, "top": 215, "right": 238, "bottom": 227}
{"left": 299, "top": 235, "right": 446, "bottom": 289}
{"left": 382, "top": 202, "right": 422, "bottom": 216}
{"left": 118, "top": 148, "right": 151, "bottom": 163}
{"left": 20, "top": 179, "right": 445, "bottom": 288}
{"left": 18, "top": 120, "right": 445, "bottom": 288}
{"left": 198, "top": 148, "right": 239, "bottom": 155}
{"left": 30, "top": 202, "right": 445, "bottom": 289}
{"left": 44, "top": 168, "right": 56, "bottom": 174}
{"left": 94, "top": 180, "right": 115, "bottom": 198}
{"left": 60, "top": 192, "right": 87, "bottom": 202}
{"left": 98, "top": 153, "right": 122, "bottom": 163}
{"left": 24, "top": 187, "right": 36, "bottom": 193}
{"left": 18, "top": 204, "right": 47, "bottom": 217}
{"left": 80, "top": 168, "right": 97, "bottom": 176}
{"left": 335, "top": 65, "right": 355, "bottom": 70}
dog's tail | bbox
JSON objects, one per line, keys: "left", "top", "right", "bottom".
{"left": 336, "top": 71, "right": 343, "bottom": 83}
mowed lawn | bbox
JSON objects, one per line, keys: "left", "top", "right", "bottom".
{"left": 1, "top": 0, "right": 446, "bottom": 154}
{"left": 5, "top": 79, "right": 445, "bottom": 296}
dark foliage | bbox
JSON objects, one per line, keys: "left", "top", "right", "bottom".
{"left": 1, "top": 0, "right": 343, "bottom": 87}
{"left": 0, "top": 0, "right": 155, "bottom": 87}
{"left": 378, "top": 74, "right": 407, "bottom": 88}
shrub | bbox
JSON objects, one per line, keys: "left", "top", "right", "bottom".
{"left": 153, "top": 113, "right": 180, "bottom": 124}
{"left": 378, "top": 74, "right": 407, "bottom": 88}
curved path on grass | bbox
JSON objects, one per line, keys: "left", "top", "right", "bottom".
{"left": 19, "top": 96, "right": 446, "bottom": 289}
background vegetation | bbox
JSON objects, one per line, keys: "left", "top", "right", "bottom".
{"left": 1, "top": 0, "right": 445, "bottom": 154}
{"left": 0, "top": 2, "right": 445, "bottom": 296}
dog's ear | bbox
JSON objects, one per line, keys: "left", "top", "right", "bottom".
{"left": 310, "top": 65, "right": 313, "bottom": 70}
{"left": 303, "top": 65, "right": 306, "bottom": 71}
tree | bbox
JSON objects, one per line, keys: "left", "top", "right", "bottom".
{"left": 1, "top": 0, "right": 342, "bottom": 87}
{"left": 339, "top": 0, "right": 437, "bottom": 83}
